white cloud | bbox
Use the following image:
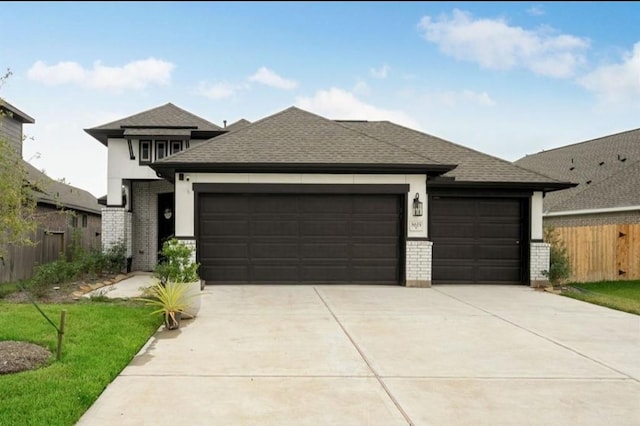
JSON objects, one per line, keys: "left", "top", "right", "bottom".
{"left": 370, "top": 64, "right": 390, "bottom": 79}
{"left": 426, "top": 89, "right": 496, "bottom": 107}
{"left": 197, "top": 81, "right": 248, "bottom": 100}
{"left": 27, "top": 58, "right": 175, "bottom": 90}
{"left": 527, "top": 5, "right": 545, "bottom": 16}
{"left": 578, "top": 41, "right": 640, "bottom": 103}
{"left": 248, "top": 67, "right": 298, "bottom": 90}
{"left": 417, "top": 9, "right": 589, "bottom": 78}
{"left": 295, "top": 87, "right": 421, "bottom": 130}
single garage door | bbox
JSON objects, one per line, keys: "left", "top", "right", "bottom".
{"left": 198, "top": 193, "right": 402, "bottom": 284}
{"left": 431, "top": 197, "right": 526, "bottom": 284}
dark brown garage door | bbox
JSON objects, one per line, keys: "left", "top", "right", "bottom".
{"left": 198, "top": 193, "right": 402, "bottom": 284}
{"left": 431, "top": 197, "right": 526, "bottom": 284}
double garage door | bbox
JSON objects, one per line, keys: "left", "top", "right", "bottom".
{"left": 198, "top": 193, "right": 402, "bottom": 284}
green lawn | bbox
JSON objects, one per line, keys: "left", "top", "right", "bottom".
{"left": 0, "top": 301, "right": 162, "bottom": 426}
{"left": 561, "top": 280, "right": 640, "bottom": 315}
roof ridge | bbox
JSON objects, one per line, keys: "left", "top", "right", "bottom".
{"left": 330, "top": 119, "right": 444, "bottom": 165}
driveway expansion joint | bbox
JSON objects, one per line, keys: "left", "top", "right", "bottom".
{"left": 313, "top": 287, "right": 415, "bottom": 426}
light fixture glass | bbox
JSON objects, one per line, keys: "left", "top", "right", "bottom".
{"left": 163, "top": 208, "right": 173, "bottom": 220}
{"left": 412, "top": 193, "right": 423, "bottom": 217}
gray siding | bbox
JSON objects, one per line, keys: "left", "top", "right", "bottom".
{"left": 0, "top": 115, "right": 23, "bottom": 156}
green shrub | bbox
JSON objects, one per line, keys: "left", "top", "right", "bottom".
{"left": 29, "top": 258, "right": 78, "bottom": 296}
{"left": 102, "top": 241, "right": 127, "bottom": 274}
{"left": 154, "top": 238, "right": 200, "bottom": 284}
{"left": 542, "top": 226, "right": 572, "bottom": 286}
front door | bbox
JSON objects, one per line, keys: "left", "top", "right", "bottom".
{"left": 157, "top": 192, "right": 175, "bottom": 261}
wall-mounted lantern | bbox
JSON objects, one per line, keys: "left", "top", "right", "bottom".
{"left": 163, "top": 208, "right": 173, "bottom": 220}
{"left": 412, "top": 193, "right": 423, "bottom": 217}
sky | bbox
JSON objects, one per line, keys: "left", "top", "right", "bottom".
{"left": 2, "top": 1, "right": 640, "bottom": 198}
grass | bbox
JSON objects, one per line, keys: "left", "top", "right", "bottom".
{"left": 561, "top": 280, "right": 640, "bottom": 315}
{"left": 0, "top": 300, "right": 162, "bottom": 426}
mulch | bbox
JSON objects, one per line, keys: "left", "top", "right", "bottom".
{"left": 0, "top": 340, "right": 52, "bottom": 375}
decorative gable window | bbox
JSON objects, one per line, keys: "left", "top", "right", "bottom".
{"left": 140, "top": 140, "right": 152, "bottom": 164}
{"left": 155, "top": 140, "right": 167, "bottom": 161}
{"left": 170, "top": 140, "right": 183, "bottom": 155}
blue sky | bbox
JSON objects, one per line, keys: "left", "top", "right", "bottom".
{"left": 3, "top": 1, "right": 640, "bottom": 198}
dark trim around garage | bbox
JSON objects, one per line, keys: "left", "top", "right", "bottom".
{"left": 193, "top": 183, "right": 410, "bottom": 194}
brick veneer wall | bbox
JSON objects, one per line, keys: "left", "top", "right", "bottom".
{"left": 530, "top": 242, "right": 550, "bottom": 287}
{"left": 131, "top": 180, "right": 174, "bottom": 272}
{"left": 406, "top": 240, "right": 432, "bottom": 287}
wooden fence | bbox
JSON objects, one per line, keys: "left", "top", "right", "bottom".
{"left": 554, "top": 224, "right": 640, "bottom": 283}
{"left": 0, "top": 228, "right": 64, "bottom": 283}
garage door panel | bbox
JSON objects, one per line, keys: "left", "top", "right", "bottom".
{"left": 477, "top": 200, "right": 520, "bottom": 216}
{"left": 478, "top": 223, "right": 521, "bottom": 238}
{"left": 201, "top": 242, "right": 249, "bottom": 259}
{"left": 478, "top": 245, "right": 522, "bottom": 260}
{"left": 201, "top": 264, "right": 249, "bottom": 282}
{"left": 250, "top": 243, "right": 299, "bottom": 259}
{"left": 352, "top": 242, "right": 398, "bottom": 259}
{"left": 433, "top": 243, "right": 475, "bottom": 260}
{"left": 477, "top": 265, "right": 522, "bottom": 282}
{"left": 251, "top": 220, "right": 298, "bottom": 236}
{"left": 300, "top": 243, "right": 349, "bottom": 259}
{"left": 300, "top": 196, "right": 351, "bottom": 213}
{"left": 300, "top": 220, "right": 349, "bottom": 237}
{"left": 431, "top": 223, "right": 475, "bottom": 238}
{"left": 251, "top": 265, "right": 300, "bottom": 282}
{"left": 301, "top": 265, "right": 349, "bottom": 282}
{"left": 351, "top": 265, "right": 399, "bottom": 282}
{"left": 199, "top": 193, "right": 401, "bottom": 284}
{"left": 201, "top": 220, "right": 249, "bottom": 236}
{"left": 200, "top": 196, "right": 248, "bottom": 213}
{"left": 353, "top": 220, "right": 399, "bottom": 237}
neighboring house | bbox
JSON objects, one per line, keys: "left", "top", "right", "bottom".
{"left": 0, "top": 100, "right": 102, "bottom": 283}
{"left": 85, "top": 103, "right": 573, "bottom": 287}
{"left": 516, "top": 130, "right": 640, "bottom": 282}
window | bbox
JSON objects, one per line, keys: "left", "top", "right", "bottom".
{"left": 82, "top": 214, "right": 88, "bottom": 228}
{"left": 127, "top": 140, "right": 135, "bottom": 160}
{"left": 140, "top": 140, "right": 152, "bottom": 163}
{"left": 170, "top": 140, "right": 183, "bottom": 155}
{"left": 69, "top": 215, "right": 78, "bottom": 228}
{"left": 156, "top": 140, "right": 167, "bottom": 160}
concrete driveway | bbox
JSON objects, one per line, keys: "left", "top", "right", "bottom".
{"left": 77, "top": 285, "right": 640, "bottom": 426}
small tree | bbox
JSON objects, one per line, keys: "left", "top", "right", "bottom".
{"left": 0, "top": 70, "right": 38, "bottom": 259}
{"left": 542, "top": 226, "right": 572, "bottom": 286}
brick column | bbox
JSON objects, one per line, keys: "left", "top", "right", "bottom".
{"left": 406, "top": 240, "right": 432, "bottom": 287}
{"left": 530, "top": 242, "right": 551, "bottom": 288}
{"left": 101, "top": 207, "right": 128, "bottom": 252}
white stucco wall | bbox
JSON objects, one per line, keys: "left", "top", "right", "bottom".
{"left": 106, "top": 138, "right": 160, "bottom": 205}
{"left": 174, "top": 172, "right": 427, "bottom": 239}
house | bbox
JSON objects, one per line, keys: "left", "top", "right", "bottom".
{"left": 515, "top": 129, "right": 640, "bottom": 282}
{"left": 85, "top": 103, "right": 573, "bottom": 287}
{"left": 0, "top": 100, "right": 102, "bottom": 283}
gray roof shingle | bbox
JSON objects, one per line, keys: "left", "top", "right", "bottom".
{"left": 339, "top": 120, "right": 565, "bottom": 184}
{"left": 24, "top": 162, "right": 102, "bottom": 214}
{"left": 157, "top": 107, "right": 448, "bottom": 168}
{"left": 224, "top": 119, "right": 251, "bottom": 132}
{"left": 515, "top": 128, "right": 640, "bottom": 212}
{"left": 90, "top": 103, "right": 222, "bottom": 131}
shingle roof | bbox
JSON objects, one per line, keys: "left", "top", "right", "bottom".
{"left": 339, "top": 120, "right": 565, "bottom": 184}
{"left": 89, "top": 103, "right": 222, "bottom": 131}
{"left": 515, "top": 128, "right": 640, "bottom": 212}
{"left": 156, "top": 107, "right": 449, "bottom": 168}
{"left": 24, "top": 162, "right": 102, "bottom": 215}
{"left": 85, "top": 103, "right": 223, "bottom": 145}
{"left": 224, "top": 119, "right": 251, "bottom": 132}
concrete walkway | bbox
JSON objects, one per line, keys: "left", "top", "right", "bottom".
{"left": 76, "top": 285, "right": 640, "bottom": 426}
